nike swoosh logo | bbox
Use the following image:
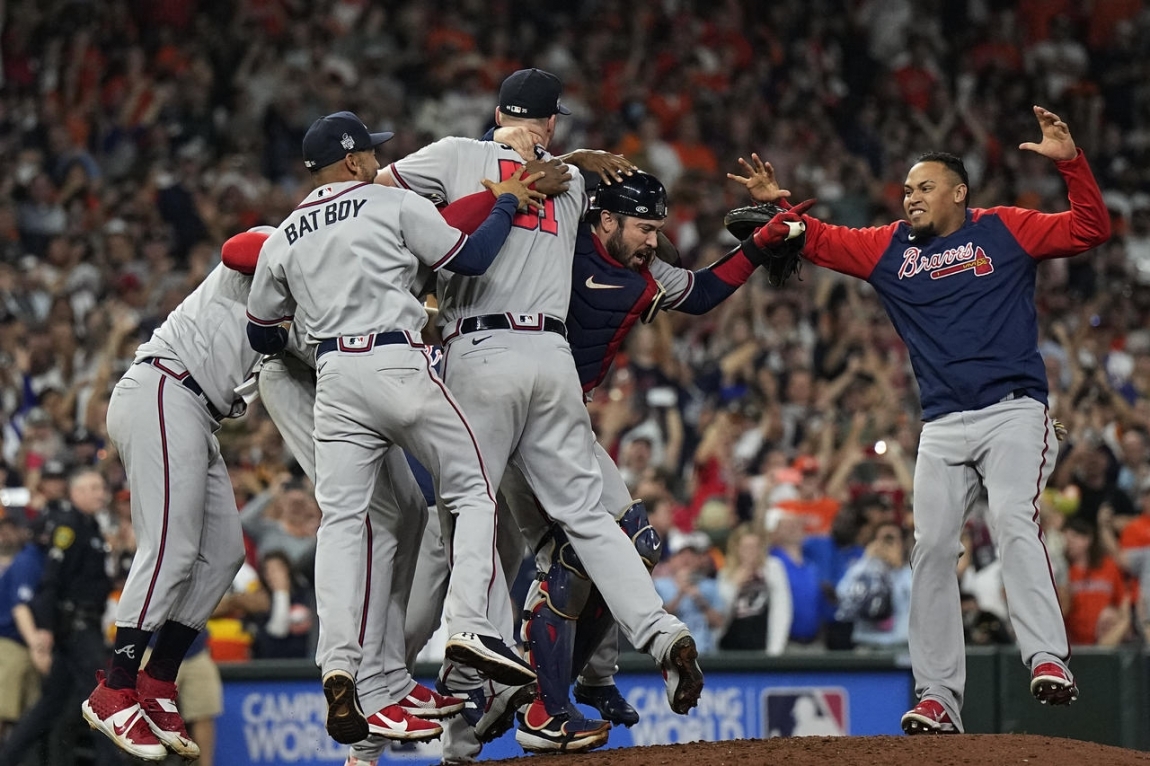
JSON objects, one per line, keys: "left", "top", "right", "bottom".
{"left": 471, "top": 335, "right": 493, "bottom": 345}
{"left": 111, "top": 707, "right": 143, "bottom": 738}
{"left": 375, "top": 714, "right": 408, "bottom": 731}
{"left": 585, "top": 275, "right": 624, "bottom": 290}
{"left": 652, "top": 539, "right": 662, "bottom": 550}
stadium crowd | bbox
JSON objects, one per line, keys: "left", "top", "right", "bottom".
{"left": 2, "top": 0, "right": 1150, "bottom": 755}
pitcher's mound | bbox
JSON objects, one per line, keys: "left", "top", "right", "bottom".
{"left": 486, "top": 734, "right": 1150, "bottom": 766}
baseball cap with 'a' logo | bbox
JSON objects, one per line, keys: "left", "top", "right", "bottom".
{"left": 302, "top": 111, "right": 394, "bottom": 170}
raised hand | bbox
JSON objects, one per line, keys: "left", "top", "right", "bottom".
{"left": 727, "top": 153, "right": 791, "bottom": 203}
{"left": 1019, "top": 105, "right": 1077, "bottom": 162}
{"left": 482, "top": 169, "right": 547, "bottom": 212}
{"left": 559, "top": 149, "right": 637, "bottom": 185}
{"left": 524, "top": 158, "right": 572, "bottom": 197}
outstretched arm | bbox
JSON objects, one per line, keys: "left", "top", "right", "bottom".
{"left": 989, "top": 106, "right": 1110, "bottom": 258}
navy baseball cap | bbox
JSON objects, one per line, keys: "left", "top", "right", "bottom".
{"left": 302, "top": 111, "right": 394, "bottom": 170}
{"left": 498, "top": 68, "right": 572, "bottom": 118}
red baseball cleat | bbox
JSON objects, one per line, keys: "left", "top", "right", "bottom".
{"left": 136, "top": 669, "right": 201, "bottom": 758}
{"left": 901, "top": 698, "right": 959, "bottom": 735}
{"left": 81, "top": 671, "right": 169, "bottom": 761}
{"left": 1031, "top": 662, "right": 1079, "bottom": 705}
{"left": 366, "top": 704, "right": 443, "bottom": 741}
{"left": 397, "top": 683, "right": 466, "bottom": 719}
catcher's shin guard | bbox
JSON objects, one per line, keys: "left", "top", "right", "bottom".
{"left": 572, "top": 590, "right": 613, "bottom": 679}
{"left": 523, "top": 535, "right": 593, "bottom": 716}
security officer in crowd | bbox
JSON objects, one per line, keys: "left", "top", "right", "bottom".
{"left": 0, "top": 467, "right": 120, "bottom": 765}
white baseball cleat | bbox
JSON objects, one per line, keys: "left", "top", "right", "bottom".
{"left": 81, "top": 672, "right": 169, "bottom": 761}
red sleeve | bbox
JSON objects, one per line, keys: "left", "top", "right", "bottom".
{"left": 979, "top": 149, "right": 1111, "bottom": 260}
{"left": 221, "top": 230, "right": 270, "bottom": 275}
{"left": 440, "top": 191, "right": 496, "bottom": 235}
{"left": 801, "top": 218, "right": 900, "bottom": 280}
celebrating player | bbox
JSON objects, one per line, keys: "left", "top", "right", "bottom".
{"left": 444, "top": 168, "right": 773, "bottom": 749}
{"left": 81, "top": 220, "right": 264, "bottom": 761}
{"left": 378, "top": 68, "right": 705, "bottom": 750}
{"left": 245, "top": 110, "right": 542, "bottom": 744}
{"left": 736, "top": 105, "right": 1110, "bottom": 734}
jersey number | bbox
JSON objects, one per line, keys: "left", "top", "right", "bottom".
{"left": 499, "top": 160, "right": 558, "bottom": 235}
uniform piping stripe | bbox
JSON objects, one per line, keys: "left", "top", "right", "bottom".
{"left": 417, "top": 347, "right": 501, "bottom": 600}
{"left": 246, "top": 311, "right": 292, "bottom": 326}
{"left": 1031, "top": 406, "right": 1069, "bottom": 661}
{"left": 359, "top": 515, "right": 373, "bottom": 647}
{"left": 138, "top": 377, "right": 172, "bottom": 628}
{"left": 295, "top": 182, "right": 371, "bottom": 210}
{"left": 389, "top": 165, "right": 412, "bottom": 190}
{"left": 432, "top": 233, "right": 468, "bottom": 271}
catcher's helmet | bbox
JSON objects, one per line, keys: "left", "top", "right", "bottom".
{"left": 591, "top": 171, "right": 668, "bottom": 220}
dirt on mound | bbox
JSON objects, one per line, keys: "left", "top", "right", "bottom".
{"left": 485, "top": 734, "right": 1150, "bottom": 766}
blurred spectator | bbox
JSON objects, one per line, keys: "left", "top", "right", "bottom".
{"left": 238, "top": 482, "right": 320, "bottom": 567}
{"left": 205, "top": 560, "right": 269, "bottom": 663}
{"left": 775, "top": 455, "right": 841, "bottom": 537}
{"left": 0, "top": 513, "right": 43, "bottom": 743}
{"left": 716, "top": 523, "right": 791, "bottom": 655}
{"left": 0, "top": 468, "right": 117, "bottom": 765}
{"left": 764, "top": 507, "right": 825, "bottom": 649}
{"left": 1110, "top": 479, "right": 1150, "bottom": 642}
{"left": 956, "top": 514, "right": 1008, "bottom": 624}
{"left": 653, "top": 531, "right": 725, "bottom": 654}
{"left": 834, "top": 521, "right": 911, "bottom": 650}
{"left": 253, "top": 551, "right": 314, "bottom": 659}
{"left": 1061, "top": 515, "right": 1132, "bottom": 646}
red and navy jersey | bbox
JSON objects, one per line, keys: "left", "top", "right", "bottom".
{"left": 801, "top": 149, "right": 1110, "bottom": 420}
{"left": 568, "top": 225, "right": 661, "bottom": 390}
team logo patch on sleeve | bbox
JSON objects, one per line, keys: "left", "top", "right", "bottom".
{"left": 763, "top": 687, "right": 848, "bottom": 738}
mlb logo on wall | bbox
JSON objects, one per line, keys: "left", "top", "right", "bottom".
{"left": 763, "top": 687, "right": 848, "bottom": 737}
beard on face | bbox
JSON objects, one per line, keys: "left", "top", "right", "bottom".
{"left": 909, "top": 217, "right": 937, "bottom": 240}
{"left": 606, "top": 224, "right": 653, "bottom": 272}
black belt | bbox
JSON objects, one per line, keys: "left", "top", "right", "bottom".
{"left": 141, "top": 357, "right": 224, "bottom": 420}
{"left": 458, "top": 314, "right": 567, "bottom": 339}
{"left": 316, "top": 331, "right": 412, "bottom": 360}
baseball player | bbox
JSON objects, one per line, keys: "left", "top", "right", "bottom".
{"left": 444, "top": 169, "right": 770, "bottom": 743}
{"left": 377, "top": 68, "right": 704, "bottom": 750}
{"left": 739, "top": 106, "right": 1110, "bottom": 734}
{"left": 81, "top": 229, "right": 265, "bottom": 761}
{"left": 221, "top": 229, "right": 463, "bottom": 751}
{"left": 245, "top": 110, "right": 541, "bottom": 745}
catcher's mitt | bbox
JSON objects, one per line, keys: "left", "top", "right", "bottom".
{"left": 724, "top": 202, "right": 807, "bottom": 288}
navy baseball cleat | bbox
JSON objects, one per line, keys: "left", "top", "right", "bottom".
{"left": 515, "top": 700, "right": 611, "bottom": 753}
{"left": 445, "top": 632, "right": 536, "bottom": 687}
{"left": 901, "top": 699, "right": 959, "bottom": 735}
{"left": 323, "top": 670, "right": 369, "bottom": 745}
{"left": 574, "top": 682, "right": 639, "bottom": 727}
{"left": 660, "top": 631, "right": 704, "bottom": 714}
{"left": 1031, "top": 662, "right": 1079, "bottom": 705}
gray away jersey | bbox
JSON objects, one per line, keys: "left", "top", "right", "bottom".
{"left": 135, "top": 264, "right": 262, "bottom": 412}
{"left": 388, "top": 136, "right": 588, "bottom": 324}
{"left": 247, "top": 181, "right": 462, "bottom": 346}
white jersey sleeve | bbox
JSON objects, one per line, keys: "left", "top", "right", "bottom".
{"left": 648, "top": 256, "right": 695, "bottom": 309}
{"left": 399, "top": 192, "right": 468, "bottom": 272}
{"left": 247, "top": 247, "right": 295, "bottom": 328}
{"left": 388, "top": 138, "right": 465, "bottom": 200}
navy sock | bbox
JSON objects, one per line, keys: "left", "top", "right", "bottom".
{"left": 107, "top": 627, "right": 152, "bottom": 690}
{"left": 144, "top": 621, "right": 201, "bottom": 683}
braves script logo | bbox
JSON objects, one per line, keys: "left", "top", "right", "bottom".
{"left": 898, "top": 243, "right": 994, "bottom": 281}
